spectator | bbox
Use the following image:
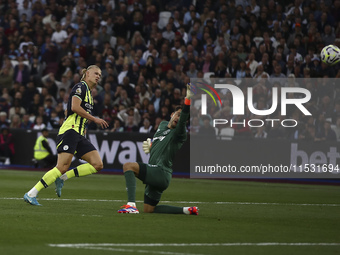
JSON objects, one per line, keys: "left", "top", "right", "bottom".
{"left": 189, "top": 116, "right": 200, "bottom": 135}
{"left": 20, "top": 114, "right": 33, "bottom": 129}
{"left": 162, "top": 23, "right": 175, "bottom": 43}
{"left": 236, "top": 60, "right": 247, "bottom": 79}
{"left": 0, "top": 112, "right": 10, "bottom": 128}
{"left": 99, "top": 82, "right": 115, "bottom": 102}
{"left": 110, "top": 118, "right": 124, "bottom": 133}
{"left": 10, "top": 114, "right": 22, "bottom": 129}
{"left": 270, "top": 65, "right": 286, "bottom": 85}
{"left": 302, "top": 124, "right": 317, "bottom": 141}
{"left": 28, "top": 93, "right": 43, "bottom": 117}
{"left": 13, "top": 61, "right": 30, "bottom": 86}
{"left": 150, "top": 88, "right": 162, "bottom": 114}
{"left": 315, "top": 120, "right": 337, "bottom": 141}
{"left": 214, "top": 60, "right": 227, "bottom": 78}
{"left": 226, "top": 57, "right": 239, "bottom": 78}
{"left": 47, "top": 110, "right": 61, "bottom": 130}
{"left": 113, "top": 89, "right": 132, "bottom": 108}
{"left": 158, "top": 55, "right": 173, "bottom": 73}
{"left": 246, "top": 53, "right": 258, "bottom": 77}
{"left": 332, "top": 117, "right": 340, "bottom": 141}
{"left": 0, "top": 126, "right": 15, "bottom": 165}
{"left": 158, "top": 105, "right": 171, "bottom": 120}
{"left": 201, "top": 53, "right": 215, "bottom": 73}
{"left": 198, "top": 116, "right": 216, "bottom": 137}
{"left": 33, "top": 116, "right": 47, "bottom": 130}
{"left": 51, "top": 23, "right": 68, "bottom": 45}
{"left": 184, "top": 5, "right": 200, "bottom": 27}
{"left": 124, "top": 115, "right": 139, "bottom": 132}
{"left": 126, "top": 63, "right": 140, "bottom": 86}
{"left": 267, "top": 119, "right": 286, "bottom": 139}
{"left": 139, "top": 118, "right": 152, "bottom": 133}
{"left": 151, "top": 117, "right": 162, "bottom": 133}
{"left": 322, "top": 24, "right": 336, "bottom": 46}
{"left": 254, "top": 125, "right": 268, "bottom": 139}
{"left": 232, "top": 115, "right": 252, "bottom": 137}
{"left": 186, "top": 62, "right": 198, "bottom": 78}
{"left": 8, "top": 99, "right": 26, "bottom": 120}
{"left": 0, "top": 67, "right": 14, "bottom": 91}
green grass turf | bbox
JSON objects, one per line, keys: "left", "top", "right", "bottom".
{"left": 0, "top": 169, "right": 339, "bottom": 255}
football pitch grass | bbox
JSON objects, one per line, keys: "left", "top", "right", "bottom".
{"left": 0, "top": 169, "right": 339, "bottom": 255}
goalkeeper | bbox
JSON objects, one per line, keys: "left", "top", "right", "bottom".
{"left": 118, "top": 84, "right": 198, "bottom": 215}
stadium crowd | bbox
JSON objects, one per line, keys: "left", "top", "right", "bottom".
{"left": 0, "top": 0, "right": 340, "bottom": 142}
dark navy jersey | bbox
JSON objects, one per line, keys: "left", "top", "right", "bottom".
{"left": 58, "top": 81, "right": 93, "bottom": 136}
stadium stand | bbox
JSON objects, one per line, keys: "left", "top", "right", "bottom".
{"left": 0, "top": 0, "right": 339, "bottom": 145}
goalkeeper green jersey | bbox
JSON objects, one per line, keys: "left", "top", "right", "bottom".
{"left": 148, "top": 104, "right": 190, "bottom": 173}
{"left": 58, "top": 81, "right": 94, "bottom": 136}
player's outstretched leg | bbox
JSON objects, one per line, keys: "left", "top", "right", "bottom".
{"left": 24, "top": 167, "right": 62, "bottom": 206}
{"left": 153, "top": 205, "right": 199, "bottom": 215}
{"left": 55, "top": 151, "right": 103, "bottom": 197}
{"left": 56, "top": 163, "right": 98, "bottom": 197}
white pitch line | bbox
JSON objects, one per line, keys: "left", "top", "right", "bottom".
{"left": 3, "top": 197, "right": 340, "bottom": 207}
{"left": 49, "top": 242, "right": 340, "bottom": 247}
{"left": 48, "top": 244, "right": 204, "bottom": 255}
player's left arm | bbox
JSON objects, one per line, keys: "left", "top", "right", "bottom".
{"left": 174, "top": 83, "right": 194, "bottom": 138}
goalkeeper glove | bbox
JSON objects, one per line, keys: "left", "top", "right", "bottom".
{"left": 186, "top": 83, "right": 195, "bottom": 100}
{"left": 142, "top": 138, "right": 152, "bottom": 154}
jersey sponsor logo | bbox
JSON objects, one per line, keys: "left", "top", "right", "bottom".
{"left": 153, "top": 136, "right": 166, "bottom": 142}
{"left": 63, "top": 145, "right": 69, "bottom": 151}
{"left": 85, "top": 103, "right": 93, "bottom": 109}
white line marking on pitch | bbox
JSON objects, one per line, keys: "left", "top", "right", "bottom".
{"left": 49, "top": 244, "right": 203, "bottom": 255}
{"left": 49, "top": 243, "right": 340, "bottom": 255}
{"left": 49, "top": 243, "right": 340, "bottom": 247}
{"left": 3, "top": 197, "right": 340, "bottom": 207}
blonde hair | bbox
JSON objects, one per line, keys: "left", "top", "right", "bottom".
{"left": 80, "top": 65, "right": 100, "bottom": 81}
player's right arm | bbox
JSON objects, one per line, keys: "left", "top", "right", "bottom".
{"left": 71, "top": 96, "right": 109, "bottom": 129}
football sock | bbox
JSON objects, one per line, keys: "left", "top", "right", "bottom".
{"left": 183, "top": 207, "right": 191, "bottom": 215}
{"left": 127, "top": 202, "right": 136, "bottom": 207}
{"left": 65, "top": 163, "right": 97, "bottom": 179}
{"left": 59, "top": 173, "right": 68, "bottom": 181}
{"left": 124, "top": 170, "right": 136, "bottom": 203}
{"left": 153, "top": 205, "right": 184, "bottom": 214}
{"left": 28, "top": 167, "right": 62, "bottom": 197}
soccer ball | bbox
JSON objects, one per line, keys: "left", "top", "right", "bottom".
{"left": 320, "top": 45, "right": 340, "bottom": 65}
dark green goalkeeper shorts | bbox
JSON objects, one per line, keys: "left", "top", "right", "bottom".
{"left": 137, "top": 162, "right": 172, "bottom": 206}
